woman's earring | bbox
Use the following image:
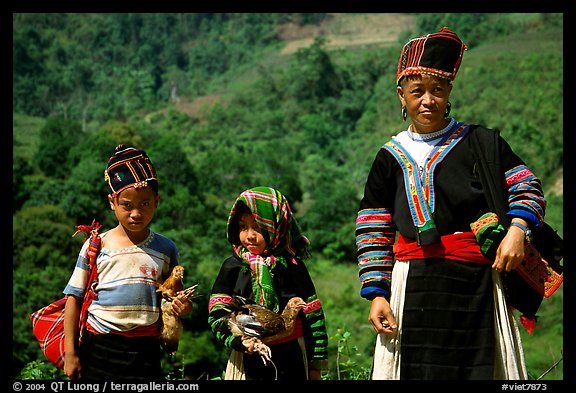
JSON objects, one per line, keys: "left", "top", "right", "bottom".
{"left": 401, "top": 105, "right": 407, "bottom": 122}
{"left": 444, "top": 101, "right": 452, "bottom": 118}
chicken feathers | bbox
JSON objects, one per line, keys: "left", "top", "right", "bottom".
{"left": 156, "top": 265, "right": 198, "bottom": 357}
{"left": 157, "top": 265, "right": 184, "bottom": 301}
{"left": 223, "top": 296, "right": 306, "bottom": 362}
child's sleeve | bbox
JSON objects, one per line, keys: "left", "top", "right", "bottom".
{"left": 302, "top": 293, "right": 329, "bottom": 368}
{"left": 207, "top": 258, "right": 247, "bottom": 353}
{"left": 62, "top": 239, "right": 92, "bottom": 298}
{"left": 293, "top": 261, "right": 329, "bottom": 367}
{"left": 207, "top": 293, "right": 245, "bottom": 352}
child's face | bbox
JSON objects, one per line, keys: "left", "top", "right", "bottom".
{"left": 238, "top": 212, "right": 266, "bottom": 255}
{"left": 109, "top": 186, "right": 159, "bottom": 235}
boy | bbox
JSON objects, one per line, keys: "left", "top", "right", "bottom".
{"left": 63, "top": 144, "right": 192, "bottom": 380}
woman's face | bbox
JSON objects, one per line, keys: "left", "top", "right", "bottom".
{"left": 397, "top": 74, "right": 452, "bottom": 133}
{"left": 238, "top": 212, "right": 267, "bottom": 255}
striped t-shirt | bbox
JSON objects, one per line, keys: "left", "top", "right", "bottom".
{"left": 63, "top": 231, "right": 178, "bottom": 334}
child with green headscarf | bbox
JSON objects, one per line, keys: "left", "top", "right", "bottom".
{"left": 208, "top": 186, "right": 328, "bottom": 380}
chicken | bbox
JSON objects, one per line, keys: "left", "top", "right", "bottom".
{"left": 156, "top": 265, "right": 198, "bottom": 357}
{"left": 223, "top": 296, "right": 307, "bottom": 363}
{"left": 157, "top": 265, "right": 183, "bottom": 300}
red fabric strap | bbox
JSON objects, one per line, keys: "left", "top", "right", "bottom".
{"left": 266, "top": 316, "right": 304, "bottom": 345}
{"left": 393, "top": 231, "right": 491, "bottom": 264}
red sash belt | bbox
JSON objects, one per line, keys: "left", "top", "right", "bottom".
{"left": 393, "top": 231, "right": 491, "bottom": 264}
{"left": 267, "top": 316, "right": 304, "bottom": 345}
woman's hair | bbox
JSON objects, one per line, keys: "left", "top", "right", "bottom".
{"left": 227, "top": 201, "right": 251, "bottom": 246}
{"left": 398, "top": 73, "right": 453, "bottom": 88}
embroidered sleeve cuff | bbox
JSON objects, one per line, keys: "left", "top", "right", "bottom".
{"left": 507, "top": 209, "right": 541, "bottom": 228}
{"left": 360, "top": 286, "right": 390, "bottom": 301}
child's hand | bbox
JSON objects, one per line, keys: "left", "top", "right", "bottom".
{"left": 242, "top": 337, "right": 266, "bottom": 354}
{"left": 242, "top": 337, "right": 272, "bottom": 362}
{"left": 171, "top": 293, "right": 193, "bottom": 316}
{"left": 64, "top": 352, "right": 82, "bottom": 380}
{"left": 242, "top": 336, "right": 259, "bottom": 353}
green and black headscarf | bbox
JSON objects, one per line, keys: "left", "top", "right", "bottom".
{"left": 226, "top": 186, "right": 310, "bottom": 311}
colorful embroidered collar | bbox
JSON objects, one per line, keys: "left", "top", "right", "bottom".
{"left": 384, "top": 122, "right": 470, "bottom": 245}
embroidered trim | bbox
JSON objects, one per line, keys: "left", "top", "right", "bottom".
{"left": 303, "top": 298, "right": 322, "bottom": 314}
{"left": 470, "top": 212, "right": 500, "bottom": 234}
{"left": 208, "top": 294, "right": 233, "bottom": 312}
{"left": 356, "top": 208, "right": 395, "bottom": 290}
{"left": 384, "top": 122, "right": 469, "bottom": 232}
{"left": 407, "top": 118, "right": 455, "bottom": 142}
{"left": 518, "top": 244, "right": 563, "bottom": 298}
{"left": 505, "top": 166, "right": 536, "bottom": 187}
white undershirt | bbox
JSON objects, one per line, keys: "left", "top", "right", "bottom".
{"left": 392, "top": 118, "right": 456, "bottom": 171}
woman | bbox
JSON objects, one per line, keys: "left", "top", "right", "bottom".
{"left": 355, "top": 28, "right": 545, "bottom": 379}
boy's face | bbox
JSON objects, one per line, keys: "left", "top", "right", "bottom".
{"left": 237, "top": 212, "right": 266, "bottom": 255}
{"left": 109, "top": 186, "right": 159, "bottom": 235}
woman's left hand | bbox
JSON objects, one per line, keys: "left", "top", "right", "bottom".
{"left": 493, "top": 224, "right": 526, "bottom": 272}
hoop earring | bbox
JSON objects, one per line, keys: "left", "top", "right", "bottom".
{"left": 444, "top": 101, "right": 452, "bottom": 118}
{"left": 401, "top": 105, "right": 407, "bottom": 122}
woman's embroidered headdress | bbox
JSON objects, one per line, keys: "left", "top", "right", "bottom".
{"left": 104, "top": 144, "right": 158, "bottom": 198}
{"left": 396, "top": 27, "right": 467, "bottom": 85}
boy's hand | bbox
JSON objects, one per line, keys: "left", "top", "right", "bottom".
{"left": 171, "top": 293, "right": 193, "bottom": 316}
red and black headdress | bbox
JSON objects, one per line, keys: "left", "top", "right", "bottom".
{"left": 396, "top": 27, "right": 467, "bottom": 85}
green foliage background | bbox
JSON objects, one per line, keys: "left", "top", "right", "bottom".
{"left": 13, "top": 13, "right": 564, "bottom": 380}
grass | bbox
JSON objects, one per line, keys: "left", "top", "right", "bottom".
{"left": 13, "top": 113, "right": 45, "bottom": 161}
{"left": 308, "top": 258, "right": 375, "bottom": 378}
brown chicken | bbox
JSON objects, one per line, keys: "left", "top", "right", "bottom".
{"left": 224, "top": 296, "right": 307, "bottom": 362}
{"left": 156, "top": 265, "right": 198, "bottom": 357}
{"left": 157, "top": 265, "right": 183, "bottom": 300}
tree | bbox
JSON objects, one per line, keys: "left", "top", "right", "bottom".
{"left": 289, "top": 36, "right": 343, "bottom": 103}
{"left": 34, "top": 117, "right": 82, "bottom": 178}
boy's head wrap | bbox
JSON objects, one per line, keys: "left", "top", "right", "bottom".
{"left": 396, "top": 27, "right": 467, "bottom": 85}
{"left": 104, "top": 144, "right": 158, "bottom": 197}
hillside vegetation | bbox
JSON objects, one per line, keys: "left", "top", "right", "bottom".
{"left": 13, "top": 13, "right": 564, "bottom": 380}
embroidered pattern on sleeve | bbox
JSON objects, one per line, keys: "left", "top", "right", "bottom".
{"left": 356, "top": 208, "right": 396, "bottom": 298}
{"left": 505, "top": 165, "right": 545, "bottom": 226}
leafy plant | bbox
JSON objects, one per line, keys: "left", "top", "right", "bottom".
{"left": 328, "top": 329, "right": 371, "bottom": 380}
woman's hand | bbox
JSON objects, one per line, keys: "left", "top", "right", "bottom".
{"left": 493, "top": 220, "right": 527, "bottom": 272}
{"left": 369, "top": 296, "right": 397, "bottom": 334}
